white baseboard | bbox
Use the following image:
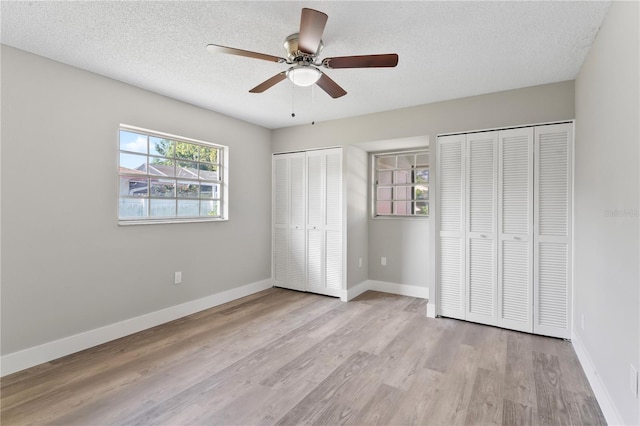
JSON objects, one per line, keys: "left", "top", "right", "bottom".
{"left": 0, "top": 279, "right": 273, "bottom": 377}
{"left": 572, "top": 331, "right": 624, "bottom": 426}
{"left": 343, "top": 280, "right": 371, "bottom": 301}
{"left": 344, "top": 280, "right": 429, "bottom": 302}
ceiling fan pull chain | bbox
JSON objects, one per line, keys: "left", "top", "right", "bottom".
{"left": 291, "top": 82, "right": 296, "bottom": 118}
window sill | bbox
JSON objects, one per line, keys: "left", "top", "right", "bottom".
{"left": 371, "top": 215, "right": 429, "bottom": 221}
{"left": 118, "top": 217, "right": 228, "bottom": 226}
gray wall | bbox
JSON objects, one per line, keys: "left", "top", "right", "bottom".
{"left": 272, "top": 80, "right": 575, "bottom": 298}
{"left": 1, "top": 46, "right": 273, "bottom": 355}
{"left": 346, "top": 146, "right": 369, "bottom": 288}
{"left": 574, "top": 1, "right": 640, "bottom": 424}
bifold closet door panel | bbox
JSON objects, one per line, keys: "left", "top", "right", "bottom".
{"left": 437, "top": 134, "right": 466, "bottom": 320}
{"left": 324, "top": 149, "right": 343, "bottom": 294}
{"left": 534, "top": 123, "right": 572, "bottom": 339}
{"left": 465, "top": 131, "right": 498, "bottom": 326}
{"left": 288, "top": 154, "right": 307, "bottom": 291}
{"left": 272, "top": 156, "right": 289, "bottom": 288}
{"left": 497, "top": 127, "right": 534, "bottom": 333}
{"left": 272, "top": 153, "right": 306, "bottom": 292}
{"left": 306, "top": 148, "right": 343, "bottom": 297}
{"left": 306, "top": 152, "right": 324, "bottom": 293}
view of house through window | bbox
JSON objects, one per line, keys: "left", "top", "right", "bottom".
{"left": 374, "top": 150, "right": 429, "bottom": 217}
{"left": 118, "top": 126, "right": 226, "bottom": 223}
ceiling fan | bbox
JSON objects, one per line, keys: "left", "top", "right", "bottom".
{"left": 206, "top": 8, "right": 399, "bottom": 99}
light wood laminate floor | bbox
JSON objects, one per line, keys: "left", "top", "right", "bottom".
{"left": 1, "top": 289, "right": 606, "bottom": 425}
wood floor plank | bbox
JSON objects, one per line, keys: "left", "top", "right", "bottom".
{"left": 563, "top": 389, "right": 607, "bottom": 426}
{"left": 379, "top": 315, "right": 442, "bottom": 391}
{"left": 273, "top": 350, "right": 380, "bottom": 425}
{"left": 465, "top": 367, "right": 504, "bottom": 426}
{"left": 533, "top": 351, "right": 573, "bottom": 425}
{"left": 502, "top": 399, "right": 536, "bottom": 426}
{"left": 402, "top": 297, "right": 428, "bottom": 314}
{"left": 0, "top": 290, "right": 606, "bottom": 426}
{"left": 504, "top": 332, "right": 537, "bottom": 406}
{"left": 345, "top": 383, "right": 405, "bottom": 426}
{"left": 423, "top": 343, "right": 481, "bottom": 425}
{"left": 423, "top": 318, "right": 466, "bottom": 372}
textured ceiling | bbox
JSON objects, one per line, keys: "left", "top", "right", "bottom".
{"left": 1, "top": 1, "right": 610, "bottom": 129}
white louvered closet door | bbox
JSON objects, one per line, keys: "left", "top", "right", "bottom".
{"left": 437, "top": 134, "right": 466, "bottom": 320}
{"left": 465, "top": 131, "right": 498, "bottom": 326}
{"left": 306, "top": 151, "right": 324, "bottom": 294}
{"left": 272, "top": 152, "right": 306, "bottom": 292}
{"left": 498, "top": 127, "right": 534, "bottom": 332}
{"left": 288, "top": 154, "right": 307, "bottom": 292}
{"left": 306, "top": 148, "right": 343, "bottom": 297}
{"left": 323, "top": 149, "right": 343, "bottom": 297}
{"left": 534, "top": 123, "right": 573, "bottom": 338}
{"left": 272, "top": 156, "right": 289, "bottom": 289}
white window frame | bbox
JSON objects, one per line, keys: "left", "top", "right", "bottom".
{"left": 118, "top": 124, "right": 229, "bottom": 225}
{"left": 372, "top": 149, "right": 429, "bottom": 218}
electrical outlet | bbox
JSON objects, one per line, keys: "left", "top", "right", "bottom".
{"left": 381, "top": 257, "right": 387, "bottom": 266}
{"left": 630, "top": 365, "right": 638, "bottom": 398}
{"left": 358, "top": 257, "right": 363, "bottom": 268}
{"left": 174, "top": 271, "right": 182, "bottom": 285}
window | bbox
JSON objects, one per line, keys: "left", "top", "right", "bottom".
{"left": 373, "top": 150, "right": 429, "bottom": 217}
{"left": 118, "top": 125, "right": 227, "bottom": 224}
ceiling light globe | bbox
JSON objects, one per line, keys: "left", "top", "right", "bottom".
{"left": 287, "top": 66, "right": 321, "bottom": 87}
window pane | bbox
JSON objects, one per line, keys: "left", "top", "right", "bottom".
{"left": 199, "top": 146, "right": 218, "bottom": 164}
{"left": 416, "top": 153, "right": 429, "bottom": 167}
{"left": 416, "top": 202, "right": 429, "bottom": 216}
{"left": 394, "top": 201, "right": 412, "bottom": 215}
{"left": 176, "top": 161, "right": 199, "bottom": 178}
{"left": 200, "top": 183, "right": 220, "bottom": 199}
{"left": 395, "top": 186, "right": 413, "bottom": 200}
{"left": 119, "top": 198, "right": 148, "bottom": 218}
{"left": 397, "top": 154, "right": 415, "bottom": 169}
{"left": 199, "top": 166, "right": 219, "bottom": 181}
{"left": 415, "top": 185, "right": 429, "bottom": 200}
{"left": 119, "top": 176, "right": 148, "bottom": 197}
{"left": 149, "top": 137, "right": 173, "bottom": 157}
{"left": 150, "top": 199, "right": 176, "bottom": 217}
{"left": 377, "top": 170, "right": 392, "bottom": 185}
{"left": 376, "top": 201, "right": 392, "bottom": 215}
{"left": 394, "top": 170, "right": 411, "bottom": 184}
{"left": 201, "top": 200, "right": 220, "bottom": 216}
{"left": 120, "top": 152, "right": 147, "bottom": 172}
{"left": 150, "top": 179, "right": 175, "bottom": 197}
{"left": 119, "top": 131, "right": 147, "bottom": 154}
{"left": 177, "top": 181, "right": 199, "bottom": 198}
{"left": 376, "top": 155, "right": 395, "bottom": 170}
{"left": 177, "top": 200, "right": 199, "bottom": 217}
{"left": 415, "top": 168, "right": 429, "bottom": 183}
{"left": 175, "top": 141, "right": 199, "bottom": 161}
{"left": 377, "top": 187, "right": 392, "bottom": 201}
{"left": 149, "top": 157, "right": 176, "bottom": 176}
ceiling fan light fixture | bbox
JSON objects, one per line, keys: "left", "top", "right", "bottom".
{"left": 287, "top": 65, "right": 321, "bottom": 87}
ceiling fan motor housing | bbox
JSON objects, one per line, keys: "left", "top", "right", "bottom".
{"left": 284, "top": 33, "right": 323, "bottom": 63}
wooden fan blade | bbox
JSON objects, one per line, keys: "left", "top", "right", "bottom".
{"left": 249, "top": 72, "right": 287, "bottom": 93}
{"left": 298, "top": 8, "right": 328, "bottom": 54}
{"left": 322, "top": 54, "right": 399, "bottom": 69}
{"left": 316, "top": 72, "right": 347, "bottom": 98}
{"left": 206, "top": 44, "right": 286, "bottom": 63}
